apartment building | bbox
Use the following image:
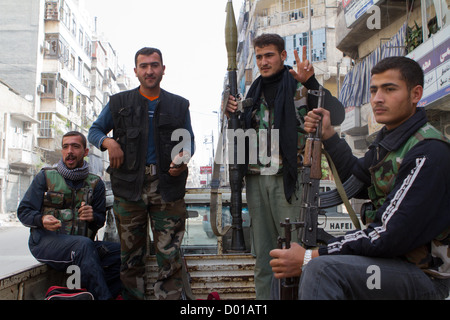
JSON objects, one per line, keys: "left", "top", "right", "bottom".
{"left": 0, "top": 0, "right": 131, "bottom": 212}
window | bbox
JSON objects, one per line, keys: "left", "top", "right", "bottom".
{"left": 79, "top": 27, "right": 84, "bottom": 47}
{"left": 38, "top": 113, "right": 53, "bottom": 138}
{"left": 69, "top": 54, "right": 76, "bottom": 72}
{"left": 44, "top": 34, "right": 59, "bottom": 58}
{"left": 282, "top": 0, "right": 307, "bottom": 21}
{"left": 71, "top": 14, "right": 77, "bottom": 37}
{"left": 41, "top": 73, "right": 57, "bottom": 98}
{"left": 284, "top": 28, "right": 327, "bottom": 65}
{"left": 84, "top": 34, "right": 92, "bottom": 57}
{"left": 68, "top": 86, "right": 74, "bottom": 110}
{"left": 57, "top": 77, "right": 68, "bottom": 104}
{"left": 44, "top": 1, "right": 59, "bottom": 20}
{"left": 59, "top": 0, "right": 70, "bottom": 28}
{"left": 78, "top": 57, "right": 83, "bottom": 80}
{"left": 311, "top": 28, "right": 326, "bottom": 63}
{"left": 58, "top": 37, "right": 69, "bottom": 67}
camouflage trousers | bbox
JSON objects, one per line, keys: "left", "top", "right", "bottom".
{"left": 113, "top": 174, "right": 186, "bottom": 300}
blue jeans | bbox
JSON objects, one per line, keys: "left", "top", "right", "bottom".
{"left": 29, "top": 229, "right": 122, "bottom": 300}
{"left": 296, "top": 255, "right": 450, "bottom": 300}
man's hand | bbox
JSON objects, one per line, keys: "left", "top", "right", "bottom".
{"left": 78, "top": 202, "right": 94, "bottom": 222}
{"left": 169, "top": 151, "right": 190, "bottom": 177}
{"left": 304, "top": 107, "right": 336, "bottom": 140}
{"left": 102, "top": 138, "right": 124, "bottom": 169}
{"left": 225, "top": 95, "right": 238, "bottom": 118}
{"left": 42, "top": 215, "right": 61, "bottom": 231}
{"left": 269, "top": 242, "right": 305, "bottom": 279}
{"left": 289, "top": 46, "right": 314, "bottom": 84}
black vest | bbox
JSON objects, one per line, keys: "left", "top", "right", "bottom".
{"left": 108, "top": 87, "right": 190, "bottom": 202}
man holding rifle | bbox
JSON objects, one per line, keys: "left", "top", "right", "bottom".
{"left": 226, "top": 33, "right": 345, "bottom": 299}
{"left": 270, "top": 56, "right": 450, "bottom": 299}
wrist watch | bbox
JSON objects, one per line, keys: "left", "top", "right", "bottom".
{"left": 302, "top": 249, "right": 313, "bottom": 271}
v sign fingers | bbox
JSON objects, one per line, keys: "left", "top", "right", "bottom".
{"left": 289, "top": 46, "right": 314, "bottom": 84}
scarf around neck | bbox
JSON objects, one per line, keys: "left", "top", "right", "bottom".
{"left": 56, "top": 159, "right": 90, "bottom": 181}
{"left": 245, "top": 66, "right": 299, "bottom": 202}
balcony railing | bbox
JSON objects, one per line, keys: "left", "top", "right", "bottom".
{"left": 8, "top": 148, "right": 39, "bottom": 168}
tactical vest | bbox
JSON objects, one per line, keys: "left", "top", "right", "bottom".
{"left": 42, "top": 169, "right": 101, "bottom": 238}
{"left": 367, "top": 123, "right": 450, "bottom": 277}
{"left": 108, "top": 87, "right": 189, "bottom": 202}
{"left": 367, "top": 123, "right": 449, "bottom": 217}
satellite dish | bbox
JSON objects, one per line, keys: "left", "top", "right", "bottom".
{"left": 24, "top": 95, "right": 34, "bottom": 102}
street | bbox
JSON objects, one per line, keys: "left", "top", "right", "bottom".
{"left": 0, "top": 212, "right": 215, "bottom": 279}
{"left": 0, "top": 225, "right": 39, "bottom": 278}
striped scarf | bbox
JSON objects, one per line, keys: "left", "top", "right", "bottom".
{"left": 56, "top": 159, "right": 90, "bottom": 181}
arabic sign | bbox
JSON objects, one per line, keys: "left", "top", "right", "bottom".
{"left": 342, "top": 0, "right": 382, "bottom": 28}
{"left": 407, "top": 24, "right": 450, "bottom": 107}
{"left": 200, "top": 166, "right": 212, "bottom": 174}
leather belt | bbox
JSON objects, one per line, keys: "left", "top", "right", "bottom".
{"left": 145, "top": 164, "right": 157, "bottom": 176}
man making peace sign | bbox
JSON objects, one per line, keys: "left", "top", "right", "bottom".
{"left": 225, "top": 34, "right": 345, "bottom": 299}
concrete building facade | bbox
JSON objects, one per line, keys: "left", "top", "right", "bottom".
{"left": 0, "top": 0, "right": 132, "bottom": 213}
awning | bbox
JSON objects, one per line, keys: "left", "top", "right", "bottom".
{"left": 339, "top": 22, "right": 407, "bottom": 108}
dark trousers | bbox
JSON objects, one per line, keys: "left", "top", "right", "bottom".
{"left": 28, "top": 228, "right": 122, "bottom": 300}
{"left": 272, "top": 255, "right": 450, "bottom": 300}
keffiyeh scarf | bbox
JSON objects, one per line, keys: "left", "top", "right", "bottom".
{"left": 56, "top": 159, "right": 90, "bottom": 181}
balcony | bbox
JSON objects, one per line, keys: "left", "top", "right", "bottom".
{"left": 8, "top": 148, "right": 39, "bottom": 169}
{"left": 335, "top": 0, "right": 407, "bottom": 58}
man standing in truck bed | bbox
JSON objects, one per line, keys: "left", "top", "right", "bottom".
{"left": 88, "top": 47, "right": 195, "bottom": 300}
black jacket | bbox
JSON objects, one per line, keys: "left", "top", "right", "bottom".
{"left": 108, "top": 87, "right": 190, "bottom": 202}
{"left": 319, "top": 108, "right": 450, "bottom": 277}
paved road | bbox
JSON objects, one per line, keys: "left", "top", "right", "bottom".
{"left": 0, "top": 215, "right": 215, "bottom": 278}
{"left": 0, "top": 226, "right": 39, "bottom": 278}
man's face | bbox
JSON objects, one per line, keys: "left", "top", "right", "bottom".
{"left": 134, "top": 53, "right": 165, "bottom": 91}
{"left": 61, "top": 135, "right": 88, "bottom": 170}
{"left": 370, "top": 69, "right": 422, "bottom": 130}
{"left": 255, "top": 44, "right": 287, "bottom": 78}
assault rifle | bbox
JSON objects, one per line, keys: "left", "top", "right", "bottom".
{"left": 277, "top": 218, "right": 303, "bottom": 300}
{"left": 278, "top": 86, "right": 332, "bottom": 299}
{"left": 77, "top": 187, "right": 93, "bottom": 238}
{"left": 299, "top": 86, "right": 332, "bottom": 247}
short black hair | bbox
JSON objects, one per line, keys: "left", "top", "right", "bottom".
{"left": 63, "top": 131, "right": 87, "bottom": 149}
{"left": 253, "top": 34, "right": 285, "bottom": 53}
{"left": 371, "top": 56, "right": 424, "bottom": 90}
{"left": 134, "top": 47, "right": 163, "bottom": 67}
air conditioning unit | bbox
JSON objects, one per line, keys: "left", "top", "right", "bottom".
{"left": 37, "top": 84, "right": 45, "bottom": 95}
{"left": 444, "top": 124, "right": 450, "bottom": 140}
